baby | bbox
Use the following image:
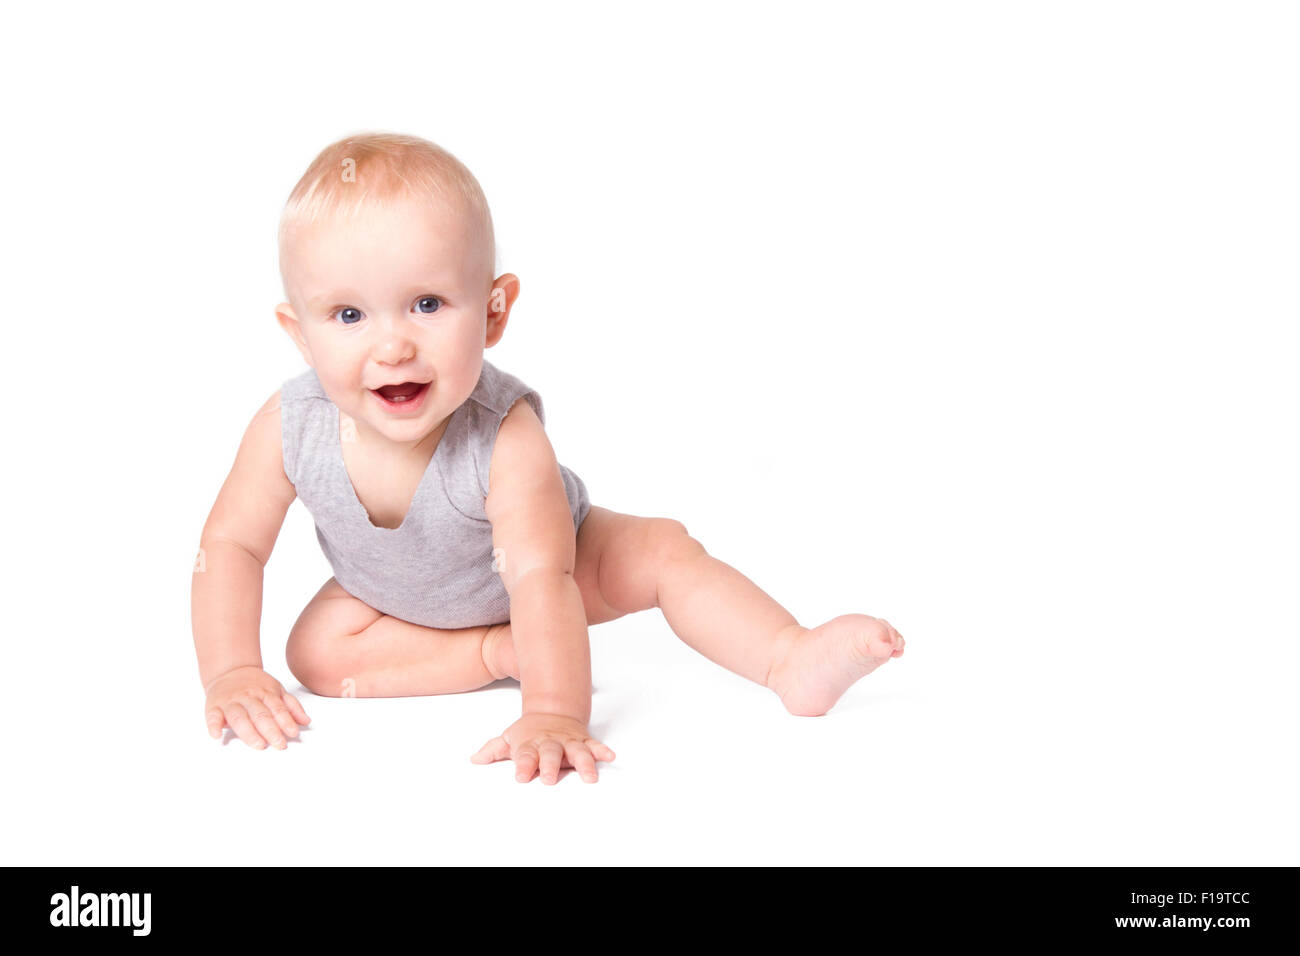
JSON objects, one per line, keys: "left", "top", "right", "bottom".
{"left": 191, "top": 132, "right": 906, "bottom": 785}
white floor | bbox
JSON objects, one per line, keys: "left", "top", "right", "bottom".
{"left": 12, "top": 482, "right": 1297, "bottom": 865}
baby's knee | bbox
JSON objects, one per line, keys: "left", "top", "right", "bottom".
{"left": 286, "top": 621, "right": 354, "bottom": 698}
{"left": 649, "top": 517, "right": 706, "bottom": 565}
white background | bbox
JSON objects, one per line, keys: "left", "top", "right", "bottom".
{"left": 2, "top": 1, "right": 1296, "bottom": 865}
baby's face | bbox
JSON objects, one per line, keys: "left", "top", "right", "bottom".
{"left": 277, "top": 195, "right": 507, "bottom": 447}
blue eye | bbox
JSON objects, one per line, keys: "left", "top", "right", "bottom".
{"left": 333, "top": 307, "right": 363, "bottom": 325}
{"left": 414, "top": 296, "right": 442, "bottom": 314}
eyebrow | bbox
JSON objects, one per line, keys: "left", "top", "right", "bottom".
{"left": 306, "top": 291, "right": 355, "bottom": 310}
{"left": 306, "top": 284, "right": 453, "bottom": 311}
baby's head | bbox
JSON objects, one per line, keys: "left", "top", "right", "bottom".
{"left": 276, "top": 132, "right": 519, "bottom": 446}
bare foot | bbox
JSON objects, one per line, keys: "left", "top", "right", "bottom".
{"left": 765, "top": 615, "right": 905, "bottom": 716}
{"left": 482, "top": 623, "right": 520, "bottom": 681}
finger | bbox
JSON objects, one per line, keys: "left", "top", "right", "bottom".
{"left": 205, "top": 707, "right": 226, "bottom": 740}
{"left": 537, "top": 740, "right": 565, "bottom": 785}
{"left": 264, "top": 694, "right": 302, "bottom": 740}
{"left": 471, "top": 736, "right": 510, "bottom": 764}
{"left": 282, "top": 691, "right": 312, "bottom": 726}
{"left": 585, "top": 738, "right": 616, "bottom": 763}
{"left": 513, "top": 746, "right": 540, "bottom": 783}
{"left": 224, "top": 703, "right": 269, "bottom": 750}
{"left": 244, "top": 694, "right": 288, "bottom": 750}
{"left": 564, "top": 741, "right": 599, "bottom": 783}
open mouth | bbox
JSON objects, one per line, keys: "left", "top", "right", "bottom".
{"left": 370, "top": 381, "right": 431, "bottom": 411}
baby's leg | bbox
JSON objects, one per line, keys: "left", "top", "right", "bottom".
{"left": 558, "top": 505, "right": 906, "bottom": 716}
{"left": 284, "top": 524, "right": 628, "bottom": 698}
{"left": 285, "top": 578, "right": 512, "bottom": 698}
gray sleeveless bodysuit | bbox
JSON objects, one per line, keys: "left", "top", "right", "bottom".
{"left": 279, "top": 359, "right": 591, "bottom": 629}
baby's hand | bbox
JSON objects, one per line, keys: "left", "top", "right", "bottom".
{"left": 204, "top": 666, "right": 311, "bottom": 750}
{"left": 471, "top": 712, "right": 615, "bottom": 784}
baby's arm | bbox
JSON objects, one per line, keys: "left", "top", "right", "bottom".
{"left": 191, "top": 390, "right": 308, "bottom": 749}
{"left": 474, "top": 398, "right": 612, "bottom": 783}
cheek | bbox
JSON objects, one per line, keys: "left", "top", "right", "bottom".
{"left": 312, "top": 352, "right": 365, "bottom": 396}
{"left": 311, "top": 337, "right": 360, "bottom": 371}
{"left": 446, "top": 311, "right": 486, "bottom": 349}
{"left": 446, "top": 320, "right": 485, "bottom": 367}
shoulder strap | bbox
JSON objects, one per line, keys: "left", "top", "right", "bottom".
{"left": 466, "top": 359, "right": 545, "bottom": 499}
{"left": 278, "top": 367, "right": 329, "bottom": 490}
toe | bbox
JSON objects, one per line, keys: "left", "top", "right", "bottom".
{"left": 878, "top": 618, "right": 905, "bottom": 656}
{"left": 866, "top": 619, "right": 896, "bottom": 657}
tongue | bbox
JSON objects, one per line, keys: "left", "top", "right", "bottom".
{"left": 377, "top": 382, "right": 423, "bottom": 401}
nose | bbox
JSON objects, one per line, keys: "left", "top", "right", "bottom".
{"left": 372, "top": 312, "right": 418, "bottom": 365}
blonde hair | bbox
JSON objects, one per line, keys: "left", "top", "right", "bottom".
{"left": 278, "top": 131, "right": 496, "bottom": 282}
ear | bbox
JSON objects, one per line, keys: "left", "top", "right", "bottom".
{"left": 275, "top": 302, "right": 313, "bottom": 365}
{"left": 484, "top": 274, "right": 521, "bottom": 349}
